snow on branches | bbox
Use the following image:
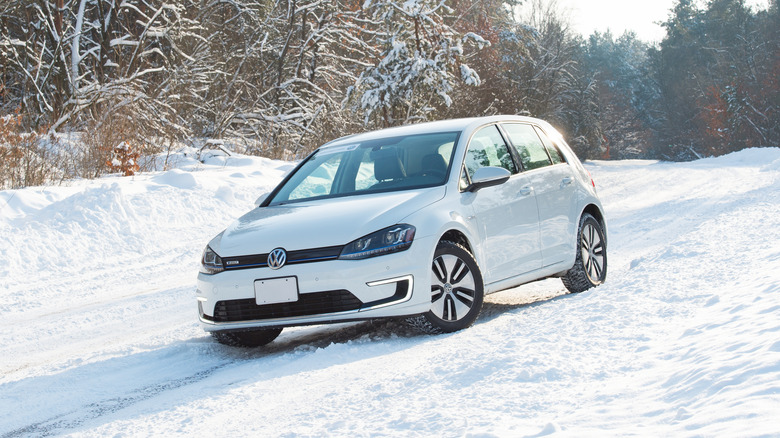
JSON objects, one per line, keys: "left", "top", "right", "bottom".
{"left": 348, "top": 0, "right": 489, "bottom": 126}
{"left": 0, "top": 0, "right": 194, "bottom": 138}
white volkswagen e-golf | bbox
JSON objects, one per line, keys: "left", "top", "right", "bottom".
{"left": 197, "top": 115, "right": 607, "bottom": 347}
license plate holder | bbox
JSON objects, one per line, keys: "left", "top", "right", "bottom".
{"left": 254, "top": 276, "right": 298, "bottom": 305}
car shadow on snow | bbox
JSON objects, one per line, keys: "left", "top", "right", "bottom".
{"left": 479, "top": 278, "right": 572, "bottom": 321}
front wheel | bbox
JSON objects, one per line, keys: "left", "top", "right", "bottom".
{"left": 563, "top": 213, "right": 607, "bottom": 293}
{"left": 423, "top": 241, "right": 485, "bottom": 333}
{"left": 211, "top": 327, "right": 283, "bottom": 347}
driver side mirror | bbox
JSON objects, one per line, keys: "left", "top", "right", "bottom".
{"left": 466, "top": 166, "right": 511, "bottom": 192}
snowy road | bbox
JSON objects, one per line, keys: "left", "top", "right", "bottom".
{"left": 2, "top": 148, "right": 779, "bottom": 436}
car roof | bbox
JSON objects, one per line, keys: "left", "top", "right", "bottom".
{"left": 321, "top": 115, "right": 550, "bottom": 149}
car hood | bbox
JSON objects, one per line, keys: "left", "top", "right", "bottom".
{"left": 211, "top": 187, "right": 446, "bottom": 256}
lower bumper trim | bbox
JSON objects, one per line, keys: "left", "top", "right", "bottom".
{"left": 203, "top": 289, "right": 361, "bottom": 323}
{"left": 201, "top": 275, "right": 415, "bottom": 325}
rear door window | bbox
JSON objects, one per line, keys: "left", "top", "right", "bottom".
{"left": 501, "top": 123, "right": 552, "bottom": 171}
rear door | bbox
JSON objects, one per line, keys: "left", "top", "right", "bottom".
{"left": 500, "top": 123, "right": 577, "bottom": 266}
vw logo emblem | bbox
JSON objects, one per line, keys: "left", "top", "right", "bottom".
{"left": 267, "top": 248, "right": 287, "bottom": 270}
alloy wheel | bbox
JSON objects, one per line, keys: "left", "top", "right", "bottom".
{"left": 430, "top": 254, "right": 477, "bottom": 322}
{"left": 581, "top": 222, "right": 605, "bottom": 283}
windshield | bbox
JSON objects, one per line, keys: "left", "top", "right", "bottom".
{"left": 269, "top": 131, "right": 459, "bottom": 205}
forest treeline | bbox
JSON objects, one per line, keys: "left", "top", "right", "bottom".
{"left": 1, "top": 0, "right": 778, "bottom": 188}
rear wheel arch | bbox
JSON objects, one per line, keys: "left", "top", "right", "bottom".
{"left": 581, "top": 204, "right": 607, "bottom": 244}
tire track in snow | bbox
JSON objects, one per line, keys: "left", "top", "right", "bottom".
{"left": 3, "top": 364, "right": 225, "bottom": 438}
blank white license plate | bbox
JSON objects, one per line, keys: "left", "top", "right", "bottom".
{"left": 254, "top": 277, "right": 298, "bottom": 305}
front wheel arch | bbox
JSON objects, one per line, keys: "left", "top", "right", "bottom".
{"left": 439, "top": 229, "right": 473, "bottom": 254}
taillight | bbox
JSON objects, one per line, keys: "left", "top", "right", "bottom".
{"left": 588, "top": 170, "right": 596, "bottom": 188}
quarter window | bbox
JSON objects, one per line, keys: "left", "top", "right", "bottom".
{"left": 502, "top": 123, "right": 552, "bottom": 171}
{"left": 534, "top": 126, "right": 565, "bottom": 164}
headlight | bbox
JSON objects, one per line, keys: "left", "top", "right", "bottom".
{"left": 200, "top": 245, "right": 225, "bottom": 274}
{"left": 339, "top": 224, "right": 416, "bottom": 260}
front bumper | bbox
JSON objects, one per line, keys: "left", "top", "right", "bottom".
{"left": 197, "top": 236, "right": 434, "bottom": 331}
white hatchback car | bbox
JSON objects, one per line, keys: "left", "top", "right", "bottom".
{"left": 197, "top": 116, "right": 607, "bottom": 347}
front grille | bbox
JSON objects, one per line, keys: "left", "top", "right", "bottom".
{"left": 222, "top": 245, "right": 343, "bottom": 271}
{"left": 207, "top": 290, "right": 362, "bottom": 322}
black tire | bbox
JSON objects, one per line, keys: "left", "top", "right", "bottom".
{"left": 211, "top": 327, "right": 283, "bottom": 347}
{"left": 563, "top": 213, "right": 607, "bottom": 293}
{"left": 422, "top": 241, "right": 485, "bottom": 333}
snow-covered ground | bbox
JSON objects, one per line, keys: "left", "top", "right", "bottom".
{"left": 1, "top": 147, "right": 779, "bottom": 437}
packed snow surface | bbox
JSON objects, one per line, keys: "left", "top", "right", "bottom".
{"left": 1, "top": 148, "right": 779, "bottom": 436}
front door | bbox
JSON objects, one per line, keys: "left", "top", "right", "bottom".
{"left": 461, "top": 125, "right": 543, "bottom": 283}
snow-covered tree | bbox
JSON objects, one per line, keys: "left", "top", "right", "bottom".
{"left": 185, "top": 0, "right": 382, "bottom": 158}
{"left": 0, "top": 0, "right": 200, "bottom": 139}
{"left": 347, "top": 0, "right": 489, "bottom": 127}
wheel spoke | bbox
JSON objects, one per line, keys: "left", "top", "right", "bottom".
{"left": 431, "top": 290, "right": 447, "bottom": 319}
{"left": 451, "top": 295, "right": 471, "bottom": 321}
{"left": 590, "top": 229, "right": 601, "bottom": 251}
{"left": 431, "top": 264, "right": 446, "bottom": 292}
{"left": 432, "top": 257, "right": 447, "bottom": 284}
{"left": 587, "top": 257, "right": 595, "bottom": 280}
{"left": 585, "top": 248, "right": 602, "bottom": 281}
{"left": 588, "top": 224, "right": 596, "bottom": 248}
{"left": 452, "top": 267, "right": 475, "bottom": 291}
{"left": 431, "top": 285, "right": 444, "bottom": 303}
{"left": 453, "top": 288, "right": 475, "bottom": 306}
{"left": 444, "top": 295, "right": 456, "bottom": 320}
{"left": 591, "top": 257, "right": 602, "bottom": 279}
{"left": 582, "top": 224, "right": 594, "bottom": 251}
{"left": 441, "top": 255, "right": 459, "bottom": 282}
{"left": 450, "top": 259, "right": 468, "bottom": 284}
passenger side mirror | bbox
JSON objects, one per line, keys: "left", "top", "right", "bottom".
{"left": 254, "top": 193, "right": 269, "bottom": 207}
{"left": 466, "top": 166, "right": 511, "bottom": 192}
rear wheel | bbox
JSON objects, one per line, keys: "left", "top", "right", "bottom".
{"left": 423, "top": 241, "right": 484, "bottom": 333}
{"left": 211, "top": 328, "right": 283, "bottom": 347}
{"left": 563, "top": 213, "right": 607, "bottom": 293}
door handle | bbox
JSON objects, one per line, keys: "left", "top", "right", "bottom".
{"left": 561, "top": 177, "right": 573, "bottom": 187}
{"left": 519, "top": 186, "right": 533, "bottom": 196}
